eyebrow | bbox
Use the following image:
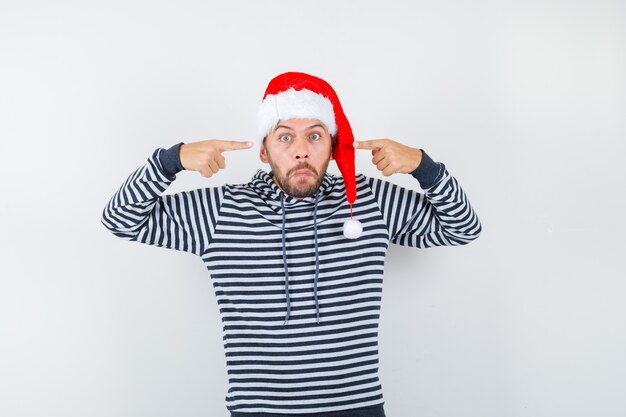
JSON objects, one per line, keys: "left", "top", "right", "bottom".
{"left": 275, "top": 123, "right": 325, "bottom": 132}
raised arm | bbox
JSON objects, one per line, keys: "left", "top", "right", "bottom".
{"left": 355, "top": 139, "right": 482, "bottom": 248}
{"left": 100, "top": 139, "right": 250, "bottom": 256}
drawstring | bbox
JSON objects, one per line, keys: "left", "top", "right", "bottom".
{"left": 313, "top": 191, "right": 320, "bottom": 324}
{"left": 281, "top": 190, "right": 322, "bottom": 326}
{"left": 281, "top": 194, "right": 291, "bottom": 325}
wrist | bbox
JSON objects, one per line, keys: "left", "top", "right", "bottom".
{"left": 159, "top": 142, "right": 186, "bottom": 177}
{"left": 409, "top": 149, "right": 444, "bottom": 189}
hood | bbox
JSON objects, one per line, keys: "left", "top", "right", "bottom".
{"left": 249, "top": 169, "right": 340, "bottom": 326}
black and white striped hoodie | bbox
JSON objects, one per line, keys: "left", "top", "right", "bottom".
{"left": 101, "top": 143, "right": 482, "bottom": 416}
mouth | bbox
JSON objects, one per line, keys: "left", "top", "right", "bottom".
{"left": 292, "top": 168, "right": 315, "bottom": 178}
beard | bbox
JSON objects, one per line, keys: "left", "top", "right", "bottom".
{"left": 266, "top": 153, "right": 331, "bottom": 199}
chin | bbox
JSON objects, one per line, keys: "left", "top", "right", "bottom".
{"left": 288, "top": 179, "right": 313, "bottom": 191}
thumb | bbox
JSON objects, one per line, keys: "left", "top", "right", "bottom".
{"left": 216, "top": 140, "right": 254, "bottom": 152}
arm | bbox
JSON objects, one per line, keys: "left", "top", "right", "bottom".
{"left": 365, "top": 149, "right": 482, "bottom": 248}
{"left": 100, "top": 142, "right": 223, "bottom": 256}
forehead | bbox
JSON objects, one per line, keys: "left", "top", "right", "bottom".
{"left": 273, "top": 118, "right": 328, "bottom": 132}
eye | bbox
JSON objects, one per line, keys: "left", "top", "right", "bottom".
{"left": 279, "top": 134, "right": 292, "bottom": 142}
{"left": 310, "top": 132, "right": 321, "bottom": 140}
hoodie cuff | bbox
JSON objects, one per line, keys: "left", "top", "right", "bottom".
{"left": 410, "top": 149, "right": 444, "bottom": 189}
{"left": 159, "top": 142, "right": 185, "bottom": 177}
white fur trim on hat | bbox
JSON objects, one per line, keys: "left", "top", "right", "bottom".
{"left": 256, "top": 87, "right": 337, "bottom": 144}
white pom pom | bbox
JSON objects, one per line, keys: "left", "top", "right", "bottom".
{"left": 343, "top": 218, "right": 363, "bottom": 239}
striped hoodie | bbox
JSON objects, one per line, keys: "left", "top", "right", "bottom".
{"left": 100, "top": 143, "right": 482, "bottom": 416}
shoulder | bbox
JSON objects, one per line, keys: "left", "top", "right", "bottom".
{"left": 355, "top": 172, "right": 385, "bottom": 188}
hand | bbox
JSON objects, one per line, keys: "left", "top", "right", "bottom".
{"left": 353, "top": 139, "right": 423, "bottom": 176}
{"left": 180, "top": 139, "right": 253, "bottom": 178}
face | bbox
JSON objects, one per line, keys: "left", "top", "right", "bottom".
{"left": 259, "top": 118, "right": 334, "bottom": 199}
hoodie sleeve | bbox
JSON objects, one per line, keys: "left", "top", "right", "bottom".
{"left": 100, "top": 143, "right": 223, "bottom": 256}
{"left": 364, "top": 149, "right": 482, "bottom": 248}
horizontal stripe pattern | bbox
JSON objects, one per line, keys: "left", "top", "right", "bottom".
{"left": 367, "top": 162, "right": 482, "bottom": 247}
{"left": 100, "top": 148, "right": 222, "bottom": 257}
{"left": 101, "top": 147, "right": 481, "bottom": 414}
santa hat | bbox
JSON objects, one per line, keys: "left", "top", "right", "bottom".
{"left": 256, "top": 71, "right": 362, "bottom": 239}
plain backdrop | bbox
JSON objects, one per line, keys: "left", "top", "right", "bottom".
{"left": 1, "top": 1, "right": 624, "bottom": 416}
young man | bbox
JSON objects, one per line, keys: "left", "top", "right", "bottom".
{"left": 101, "top": 72, "right": 482, "bottom": 417}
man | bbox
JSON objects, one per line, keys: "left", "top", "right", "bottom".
{"left": 101, "top": 72, "right": 482, "bottom": 417}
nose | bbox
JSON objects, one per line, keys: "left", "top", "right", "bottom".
{"left": 293, "top": 137, "right": 309, "bottom": 160}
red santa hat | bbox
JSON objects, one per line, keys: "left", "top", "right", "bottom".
{"left": 256, "top": 71, "right": 362, "bottom": 239}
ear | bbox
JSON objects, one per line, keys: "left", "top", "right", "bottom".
{"left": 259, "top": 143, "right": 269, "bottom": 163}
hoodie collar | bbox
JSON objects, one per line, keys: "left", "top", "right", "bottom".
{"left": 250, "top": 169, "right": 336, "bottom": 208}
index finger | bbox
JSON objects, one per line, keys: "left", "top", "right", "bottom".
{"left": 216, "top": 140, "right": 254, "bottom": 152}
{"left": 353, "top": 139, "right": 385, "bottom": 150}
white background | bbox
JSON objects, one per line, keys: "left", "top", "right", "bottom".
{"left": 1, "top": 1, "right": 625, "bottom": 416}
